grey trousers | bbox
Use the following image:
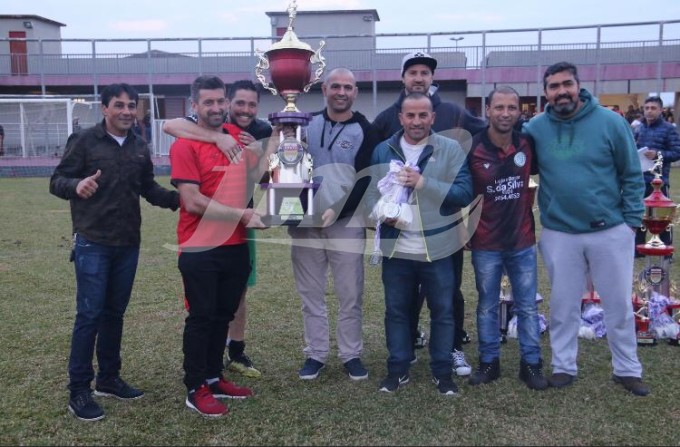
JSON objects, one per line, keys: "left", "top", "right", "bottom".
{"left": 289, "top": 218, "right": 366, "bottom": 364}
{"left": 539, "top": 224, "right": 643, "bottom": 378}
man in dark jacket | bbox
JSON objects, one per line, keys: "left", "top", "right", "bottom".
{"left": 50, "top": 83, "right": 179, "bottom": 422}
{"left": 368, "top": 93, "right": 473, "bottom": 395}
{"left": 635, "top": 96, "right": 680, "bottom": 249}
{"left": 373, "top": 51, "right": 485, "bottom": 376}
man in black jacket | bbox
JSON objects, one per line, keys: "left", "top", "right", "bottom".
{"left": 50, "top": 83, "right": 179, "bottom": 422}
{"left": 373, "top": 52, "right": 485, "bottom": 377}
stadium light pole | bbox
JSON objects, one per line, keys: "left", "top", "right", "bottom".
{"left": 449, "top": 36, "right": 464, "bottom": 50}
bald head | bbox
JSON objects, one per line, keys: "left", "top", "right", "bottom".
{"left": 322, "top": 67, "right": 357, "bottom": 120}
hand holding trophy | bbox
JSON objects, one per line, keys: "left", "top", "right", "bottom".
{"left": 255, "top": 0, "right": 326, "bottom": 226}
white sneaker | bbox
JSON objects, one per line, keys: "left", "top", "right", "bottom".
{"left": 452, "top": 349, "right": 472, "bottom": 376}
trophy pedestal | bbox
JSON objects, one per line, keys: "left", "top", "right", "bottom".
{"left": 260, "top": 182, "right": 321, "bottom": 227}
{"left": 634, "top": 247, "right": 673, "bottom": 346}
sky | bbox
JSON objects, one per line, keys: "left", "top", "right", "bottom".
{"left": 10, "top": 0, "right": 680, "bottom": 43}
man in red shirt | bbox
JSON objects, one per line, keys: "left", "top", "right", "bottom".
{"left": 170, "top": 75, "right": 270, "bottom": 417}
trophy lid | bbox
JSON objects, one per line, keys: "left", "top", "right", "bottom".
{"left": 645, "top": 178, "right": 676, "bottom": 209}
{"left": 268, "top": 0, "right": 314, "bottom": 53}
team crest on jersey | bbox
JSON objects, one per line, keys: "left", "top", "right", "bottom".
{"left": 514, "top": 152, "right": 526, "bottom": 167}
{"left": 483, "top": 163, "right": 490, "bottom": 169}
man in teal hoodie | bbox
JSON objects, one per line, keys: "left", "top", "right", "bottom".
{"left": 524, "top": 62, "right": 649, "bottom": 396}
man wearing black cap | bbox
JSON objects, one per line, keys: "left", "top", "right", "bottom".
{"left": 373, "top": 51, "right": 485, "bottom": 378}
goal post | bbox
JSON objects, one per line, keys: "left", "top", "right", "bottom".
{"left": 0, "top": 98, "right": 103, "bottom": 157}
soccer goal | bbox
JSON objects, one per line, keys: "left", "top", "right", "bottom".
{"left": 0, "top": 97, "right": 101, "bottom": 157}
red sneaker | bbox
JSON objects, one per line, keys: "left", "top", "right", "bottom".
{"left": 209, "top": 377, "right": 253, "bottom": 399}
{"left": 186, "top": 384, "right": 228, "bottom": 417}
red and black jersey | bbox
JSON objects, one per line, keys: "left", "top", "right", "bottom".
{"left": 469, "top": 129, "right": 537, "bottom": 251}
{"left": 170, "top": 123, "right": 258, "bottom": 249}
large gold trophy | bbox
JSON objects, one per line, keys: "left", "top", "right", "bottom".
{"left": 255, "top": 0, "right": 326, "bottom": 226}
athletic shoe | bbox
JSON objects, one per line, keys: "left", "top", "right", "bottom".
{"left": 94, "top": 377, "right": 144, "bottom": 400}
{"left": 452, "top": 349, "right": 472, "bottom": 376}
{"left": 227, "top": 353, "right": 262, "bottom": 379}
{"left": 298, "top": 358, "right": 325, "bottom": 380}
{"left": 612, "top": 374, "right": 650, "bottom": 396}
{"left": 432, "top": 375, "right": 459, "bottom": 396}
{"left": 519, "top": 359, "right": 548, "bottom": 390}
{"left": 209, "top": 377, "right": 253, "bottom": 399}
{"left": 68, "top": 391, "right": 104, "bottom": 422}
{"left": 343, "top": 358, "right": 369, "bottom": 380}
{"left": 548, "top": 373, "right": 576, "bottom": 388}
{"left": 186, "top": 384, "right": 228, "bottom": 417}
{"left": 379, "top": 374, "right": 409, "bottom": 393}
{"left": 469, "top": 358, "right": 501, "bottom": 386}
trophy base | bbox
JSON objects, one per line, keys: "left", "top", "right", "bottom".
{"left": 260, "top": 182, "right": 320, "bottom": 227}
{"left": 261, "top": 214, "right": 322, "bottom": 227}
{"left": 636, "top": 332, "right": 657, "bottom": 346}
{"left": 636, "top": 244, "right": 674, "bottom": 257}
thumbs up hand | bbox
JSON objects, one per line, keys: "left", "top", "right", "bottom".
{"left": 76, "top": 169, "right": 102, "bottom": 199}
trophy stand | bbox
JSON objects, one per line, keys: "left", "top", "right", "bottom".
{"left": 499, "top": 275, "right": 513, "bottom": 344}
{"left": 633, "top": 154, "right": 677, "bottom": 345}
{"left": 255, "top": 0, "right": 325, "bottom": 226}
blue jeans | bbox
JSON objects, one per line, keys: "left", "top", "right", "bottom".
{"left": 382, "top": 255, "right": 454, "bottom": 378}
{"left": 471, "top": 246, "right": 542, "bottom": 364}
{"left": 68, "top": 234, "right": 140, "bottom": 395}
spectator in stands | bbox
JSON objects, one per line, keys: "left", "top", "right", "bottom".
{"left": 0, "top": 123, "right": 4, "bottom": 156}
{"left": 625, "top": 104, "right": 640, "bottom": 124}
{"left": 635, "top": 96, "right": 680, "bottom": 250}
{"left": 372, "top": 51, "right": 485, "bottom": 377}
{"left": 524, "top": 61, "right": 649, "bottom": 396}
{"left": 49, "top": 83, "right": 180, "bottom": 421}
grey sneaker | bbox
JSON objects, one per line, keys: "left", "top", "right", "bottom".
{"left": 452, "top": 349, "right": 472, "bottom": 376}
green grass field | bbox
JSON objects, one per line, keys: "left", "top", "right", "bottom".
{"left": 1, "top": 174, "right": 679, "bottom": 445}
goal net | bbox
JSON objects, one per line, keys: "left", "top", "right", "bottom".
{"left": 0, "top": 98, "right": 101, "bottom": 157}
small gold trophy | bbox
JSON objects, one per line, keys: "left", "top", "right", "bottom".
{"left": 255, "top": 0, "right": 326, "bottom": 225}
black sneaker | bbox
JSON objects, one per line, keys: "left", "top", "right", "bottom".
{"left": 469, "top": 358, "right": 501, "bottom": 386}
{"left": 68, "top": 391, "right": 104, "bottom": 422}
{"left": 519, "top": 359, "right": 548, "bottom": 390}
{"left": 379, "top": 374, "right": 409, "bottom": 393}
{"left": 548, "top": 373, "right": 576, "bottom": 388}
{"left": 343, "top": 358, "right": 369, "bottom": 381}
{"left": 612, "top": 374, "right": 650, "bottom": 396}
{"left": 94, "top": 377, "right": 144, "bottom": 400}
{"left": 432, "top": 375, "right": 459, "bottom": 396}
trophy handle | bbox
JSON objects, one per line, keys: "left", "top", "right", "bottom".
{"left": 255, "top": 49, "right": 278, "bottom": 96}
{"left": 303, "top": 40, "right": 326, "bottom": 93}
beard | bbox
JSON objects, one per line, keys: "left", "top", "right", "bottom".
{"left": 552, "top": 96, "right": 578, "bottom": 117}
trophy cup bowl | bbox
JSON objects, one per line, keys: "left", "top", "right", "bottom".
{"left": 639, "top": 178, "right": 677, "bottom": 251}
{"left": 254, "top": 0, "right": 326, "bottom": 226}
{"left": 268, "top": 48, "right": 313, "bottom": 96}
